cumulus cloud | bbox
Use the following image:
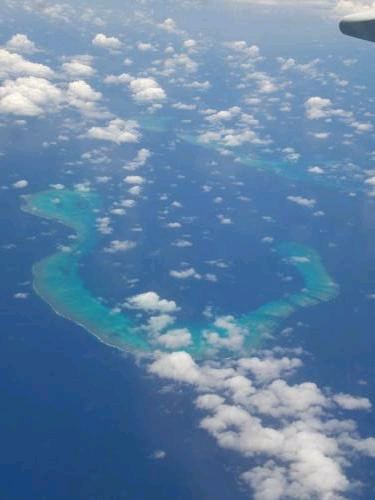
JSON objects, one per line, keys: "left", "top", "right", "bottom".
{"left": 86, "top": 118, "right": 140, "bottom": 144}
{"left": 157, "top": 328, "right": 193, "bottom": 349}
{"left": 129, "top": 77, "right": 166, "bottom": 103}
{"left": 123, "top": 175, "right": 145, "bottom": 185}
{"left": 334, "top": 393, "right": 372, "bottom": 410}
{"left": 0, "top": 76, "right": 62, "bottom": 116}
{"left": 238, "top": 356, "right": 303, "bottom": 383}
{"left": 148, "top": 350, "right": 375, "bottom": 500}
{"left": 0, "top": 49, "right": 54, "bottom": 79}
{"left": 170, "top": 267, "right": 201, "bottom": 279}
{"left": 12, "top": 179, "right": 28, "bottom": 189}
{"left": 105, "top": 73, "right": 166, "bottom": 103}
{"left": 157, "top": 18, "right": 181, "bottom": 34}
{"left": 224, "top": 40, "right": 260, "bottom": 58}
{"left": 149, "top": 351, "right": 201, "bottom": 383}
{"left": 287, "top": 195, "right": 317, "bottom": 208}
{"left": 305, "top": 96, "right": 351, "bottom": 120}
{"left": 6, "top": 34, "right": 38, "bottom": 54}
{"left": 62, "top": 56, "right": 95, "bottom": 77}
{"left": 66, "top": 79, "right": 104, "bottom": 117}
{"left": 103, "top": 240, "right": 136, "bottom": 253}
{"left": 92, "top": 33, "right": 122, "bottom": 50}
{"left": 125, "top": 291, "right": 179, "bottom": 314}
{"left": 124, "top": 148, "right": 151, "bottom": 171}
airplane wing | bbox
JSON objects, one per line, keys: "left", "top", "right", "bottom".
{"left": 340, "top": 10, "right": 375, "bottom": 42}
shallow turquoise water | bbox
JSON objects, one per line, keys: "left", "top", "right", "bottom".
{"left": 23, "top": 189, "right": 339, "bottom": 358}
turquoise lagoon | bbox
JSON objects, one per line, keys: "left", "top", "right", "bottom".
{"left": 23, "top": 189, "right": 339, "bottom": 358}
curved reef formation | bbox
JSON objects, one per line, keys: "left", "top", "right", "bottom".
{"left": 23, "top": 189, "right": 339, "bottom": 358}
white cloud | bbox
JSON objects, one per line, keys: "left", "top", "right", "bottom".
{"left": 0, "top": 49, "right": 54, "bottom": 79}
{"left": 103, "top": 240, "right": 136, "bottom": 253}
{"left": 129, "top": 77, "right": 166, "bottom": 103}
{"left": 204, "top": 316, "right": 245, "bottom": 352}
{"left": 66, "top": 80, "right": 102, "bottom": 113}
{"left": 157, "top": 18, "right": 181, "bottom": 34}
{"left": 62, "top": 56, "right": 95, "bottom": 77}
{"left": 334, "top": 393, "right": 372, "bottom": 410}
{"left": 145, "top": 314, "right": 176, "bottom": 335}
{"left": 148, "top": 349, "right": 375, "bottom": 500}
{"left": 149, "top": 351, "right": 202, "bottom": 383}
{"left": 0, "top": 77, "right": 62, "bottom": 116}
{"left": 305, "top": 96, "right": 351, "bottom": 120}
{"left": 6, "top": 34, "right": 38, "bottom": 54}
{"left": 86, "top": 119, "right": 140, "bottom": 144}
{"left": 125, "top": 291, "right": 179, "bottom": 314}
{"left": 170, "top": 267, "right": 201, "bottom": 279}
{"left": 238, "top": 356, "right": 302, "bottom": 383}
{"left": 13, "top": 179, "right": 28, "bottom": 189}
{"left": 224, "top": 41, "right": 260, "bottom": 58}
{"left": 287, "top": 195, "right": 316, "bottom": 208}
{"left": 157, "top": 328, "right": 193, "bottom": 349}
{"left": 92, "top": 33, "right": 122, "bottom": 50}
{"left": 308, "top": 165, "right": 324, "bottom": 174}
{"left": 163, "top": 53, "right": 198, "bottom": 74}
{"left": 124, "top": 175, "right": 145, "bottom": 185}
{"left": 105, "top": 74, "right": 166, "bottom": 103}
{"left": 124, "top": 148, "right": 151, "bottom": 170}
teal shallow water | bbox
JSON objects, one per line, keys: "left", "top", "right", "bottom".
{"left": 23, "top": 189, "right": 339, "bottom": 358}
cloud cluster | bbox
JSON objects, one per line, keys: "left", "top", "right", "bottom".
{"left": 6, "top": 34, "right": 38, "bottom": 54}
{"left": 105, "top": 73, "right": 166, "bottom": 103}
{"left": 92, "top": 33, "right": 122, "bottom": 50}
{"left": 0, "top": 48, "right": 53, "bottom": 79}
{"left": 0, "top": 76, "right": 62, "bottom": 116}
{"left": 86, "top": 119, "right": 140, "bottom": 144}
{"left": 125, "top": 291, "right": 180, "bottom": 314}
{"left": 148, "top": 349, "right": 374, "bottom": 499}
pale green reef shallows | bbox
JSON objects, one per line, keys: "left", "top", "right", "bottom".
{"left": 22, "top": 189, "right": 339, "bottom": 358}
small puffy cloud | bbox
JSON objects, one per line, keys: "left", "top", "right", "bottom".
{"left": 0, "top": 77, "right": 63, "bottom": 116}
{"left": 150, "top": 450, "right": 166, "bottom": 460}
{"left": 157, "top": 18, "right": 181, "bottom": 34}
{"left": 92, "top": 33, "right": 122, "bottom": 50}
{"left": 184, "top": 39, "right": 197, "bottom": 49}
{"left": 204, "top": 316, "right": 245, "bottom": 352}
{"left": 13, "top": 179, "right": 28, "bottom": 189}
{"left": 164, "top": 53, "right": 198, "bottom": 74}
{"left": 62, "top": 56, "right": 95, "bottom": 77}
{"left": 104, "top": 240, "right": 136, "bottom": 253}
{"left": 170, "top": 267, "right": 201, "bottom": 279}
{"left": 125, "top": 148, "right": 151, "bottom": 170}
{"left": 308, "top": 165, "right": 324, "bottom": 174}
{"left": 129, "top": 77, "right": 166, "bottom": 103}
{"left": 124, "top": 175, "right": 145, "bottom": 185}
{"left": 125, "top": 291, "right": 179, "bottom": 314}
{"left": 148, "top": 351, "right": 201, "bottom": 384}
{"left": 66, "top": 80, "right": 107, "bottom": 118}
{"left": 287, "top": 195, "right": 316, "bottom": 208}
{"left": 224, "top": 40, "right": 260, "bottom": 58}
{"left": 86, "top": 118, "right": 140, "bottom": 144}
{"left": 238, "top": 356, "right": 302, "bottom": 383}
{"left": 146, "top": 314, "right": 176, "bottom": 335}
{"left": 67, "top": 80, "right": 101, "bottom": 102}
{"left": 6, "top": 34, "right": 38, "bottom": 54}
{"left": 106, "top": 73, "right": 166, "bottom": 103}
{"left": 157, "top": 328, "right": 193, "bottom": 349}
{"left": 334, "top": 393, "right": 372, "bottom": 411}
{"left": 305, "top": 96, "right": 351, "bottom": 120}
{"left": 0, "top": 49, "right": 54, "bottom": 79}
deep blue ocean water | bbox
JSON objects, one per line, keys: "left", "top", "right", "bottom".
{"left": 2, "top": 131, "right": 375, "bottom": 497}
